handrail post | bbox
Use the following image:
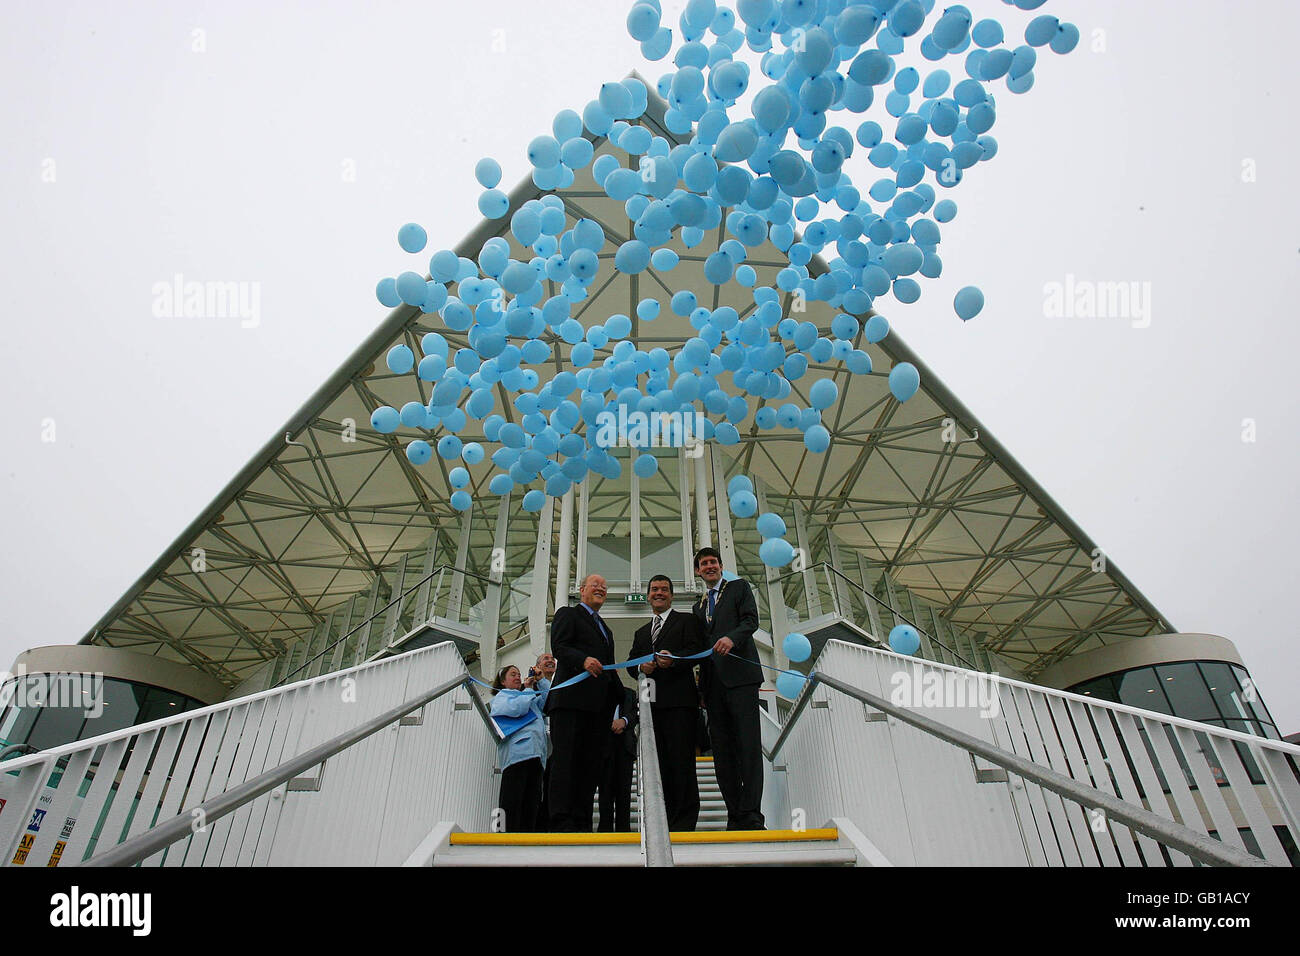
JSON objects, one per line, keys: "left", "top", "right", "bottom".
{"left": 636, "top": 674, "right": 673, "bottom": 867}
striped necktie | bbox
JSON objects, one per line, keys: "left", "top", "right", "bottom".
{"left": 651, "top": 613, "right": 664, "bottom": 645}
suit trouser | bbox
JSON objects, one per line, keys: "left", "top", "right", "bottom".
{"left": 597, "top": 741, "right": 635, "bottom": 832}
{"left": 705, "top": 681, "right": 764, "bottom": 829}
{"left": 653, "top": 707, "right": 700, "bottom": 831}
{"left": 498, "top": 757, "right": 543, "bottom": 832}
{"left": 548, "top": 708, "right": 606, "bottom": 832}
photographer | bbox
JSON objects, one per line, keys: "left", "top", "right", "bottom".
{"left": 489, "top": 664, "right": 550, "bottom": 832}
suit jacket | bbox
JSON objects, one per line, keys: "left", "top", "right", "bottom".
{"left": 627, "top": 608, "right": 707, "bottom": 710}
{"left": 693, "top": 577, "right": 762, "bottom": 690}
{"left": 545, "top": 603, "right": 625, "bottom": 715}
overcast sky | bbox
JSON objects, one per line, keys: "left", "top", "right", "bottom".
{"left": 1, "top": 0, "right": 1296, "bottom": 734}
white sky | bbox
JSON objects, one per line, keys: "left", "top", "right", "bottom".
{"left": 1, "top": 0, "right": 1296, "bottom": 734}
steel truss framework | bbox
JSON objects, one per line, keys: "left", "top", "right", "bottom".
{"left": 79, "top": 82, "right": 1171, "bottom": 689}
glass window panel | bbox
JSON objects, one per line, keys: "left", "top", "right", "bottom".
{"left": 26, "top": 676, "right": 89, "bottom": 751}
{"left": 1229, "top": 665, "right": 1277, "bottom": 730}
{"left": 1115, "top": 667, "right": 1172, "bottom": 715}
{"left": 1155, "top": 662, "right": 1218, "bottom": 723}
{"left": 1198, "top": 662, "right": 1252, "bottom": 724}
{"left": 84, "top": 678, "right": 149, "bottom": 738}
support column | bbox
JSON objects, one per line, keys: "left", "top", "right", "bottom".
{"left": 693, "top": 445, "right": 712, "bottom": 551}
{"left": 678, "top": 446, "right": 693, "bottom": 588}
{"left": 826, "top": 533, "right": 851, "bottom": 620}
{"left": 754, "top": 480, "right": 789, "bottom": 675}
{"left": 448, "top": 508, "right": 472, "bottom": 619}
{"left": 857, "top": 552, "right": 884, "bottom": 641}
{"left": 554, "top": 488, "right": 574, "bottom": 611}
{"left": 574, "top": 477, "right": 589, "bottom": 591}
{"left": 382, "top": 554, "right": 410, "bottom": 650}
{"left": 412, "top": 532, "right": 439, "bottom": 627}
{"left": 792, "top": 499, "right": 820, "bottom": 619}
{"left": 631, "top": 470, "right": 642, "bottom": 592}
{"left": 480, "top": 492, "right": 512, "bottom": 680}
{"left": 709, "top": 444, "right": 737, "bottom": 575}
{"left": 529, "top": 495, "right": 555, "bottom": 658}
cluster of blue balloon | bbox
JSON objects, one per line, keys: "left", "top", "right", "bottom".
{"left": 369, "top": 0, "right": 1075, "bottom": 519}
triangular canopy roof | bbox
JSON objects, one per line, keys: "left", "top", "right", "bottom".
{"left": 78, "top": 79, "right": 1170, "bottom": 686}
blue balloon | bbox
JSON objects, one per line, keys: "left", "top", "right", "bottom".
{"left": 406, "top": 440, "right": 432, "bottom": 465}
{"left": 775, "top": 670, "right": 807, "bottom": 701}
{"left": 437, "top": 435, "right": 463, "bottom": 459}
{"left": 889, "top": 362, "right": 920, "bottom": 402}
{"left": 730, "top": 489, "right": 757, "bottom": 518}
{"left": 398, "top": 223, "right": 427, "bottom": 254}
{"left": 804, "top": 424, "right": 831, "bottom": 454}
{"left": 474, "top": 158, "right": 501, "bottom": 189}
{"left": 759, "top": 537, "right": 795, "bottom": 567}
{"left": 783, "top": 632, "right": 812, "bottom": 664}
{"left": 370, "top": 406, "right": 399, "bottom": 433}
{"left": 477, "top": 189, "right": 509, "bottom": 219}
{"left": 954, "top": 286, "right": 984, "bottom": 321}
{"left": 756, "top": 511, "right": 786, "bottom": 539}
{"left": 522, "top": 489, "right": 546, "bottom": 512}
{"left": 633, "top": 453, "right": 659, "bottom": 478}
{"left": 450, "top": 490, "right": 473, "bottom": 512}
{"left": 461, "top": 442, "right": 485, "bottom": 465}
{"left": 889, "top": 624, "right": 921, "bottom": 656}
{"left": 809, "top": 379, "right": 839, "bottom": 410}
{"left": 386, "top": 344, "right": 414, "bottom": 375}
{"left": 449, "top": 466, "right": 470, "bottom": 489}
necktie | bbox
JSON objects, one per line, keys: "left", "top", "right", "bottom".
{"left": 707, "top": 587, "right": 717, "bottom": 619}
{"left": 593, "top": 611, "right": 611, "bottom": 648}
{"left": 651, "top": 614, "right": 663, "bottom": 644}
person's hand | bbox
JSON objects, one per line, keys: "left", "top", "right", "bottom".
{"left": 639, "top": 661, "right": 657, "bottom": 675}
{"left": 612, "top": 718, "right": 628, "bottom": 734}
{"left": 522, "top": 675, "right": 539, "bottom": 689}
{"left": 655, "top": 651, "right": 673, "bottom": 668}
{"left": 584, "top": 657, "right": 603, "bottom": 677}
{"left": 713, "top": 636, "right": 734, "bottom": 655}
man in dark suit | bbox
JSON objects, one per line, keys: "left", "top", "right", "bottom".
{"left": 546, "top": 573, "right": 625, "bottom": 832}
{"left": 693, "top": 547, "right": 765, "bottom": 830}
{"left": 596, "top": 683, "right": 638, "bottom": 832}
{"left": 628, "top": 574, "right": 707, "bottom": 831}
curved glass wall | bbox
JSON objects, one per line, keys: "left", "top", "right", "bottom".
{"left": 0, "top": 672, "right": 204, "bottom": 756}
{"left": 1069, "top": 661, "right": 1279, "bottom": 740}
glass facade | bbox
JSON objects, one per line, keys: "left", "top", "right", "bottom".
{"left": 1069, "top": 661, "right": 1279, "bottom": 740}
{"left": 0, "top": 672, "right": 204, "bottom": 756}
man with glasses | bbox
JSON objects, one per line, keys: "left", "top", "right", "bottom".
{"left": 545, "top": 573, "right": 625, "bottom": 832}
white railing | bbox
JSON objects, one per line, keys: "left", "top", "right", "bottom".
{"left": 0, "top": 642, "right": 497, "bottom": 867}
{"left": 773, "top": 640, "right": 1300, "bottom": 866}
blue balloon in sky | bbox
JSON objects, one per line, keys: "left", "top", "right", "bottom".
{"left": 370, "top": 0, "right": 1077, "bottom": 516}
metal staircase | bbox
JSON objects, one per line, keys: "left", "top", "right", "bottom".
{"left": 3, "top": 638, "right": 1296, "bottom": 868}
{"left": 597, "top": 756, "right": 727, "bottom": 832}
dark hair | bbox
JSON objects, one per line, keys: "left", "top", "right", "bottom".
{"left": 491, "top": 665, "right": 518, "bottom": 695}
{"left": 693, "top": 547, "right": 722, "bottom": 570}
{"left": 648, "top": 574, "right": 674, "bottom": 593}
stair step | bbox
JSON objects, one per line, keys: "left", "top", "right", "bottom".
{"left": 433, "top": 830, "right": 851, "bottom": 867}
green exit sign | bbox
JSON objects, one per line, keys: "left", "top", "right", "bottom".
{"left": 624, "top": 594, "right": 646, "bottom": 605}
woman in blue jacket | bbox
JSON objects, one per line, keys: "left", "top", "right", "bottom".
{"left": 489, "top": 664, "right": 550, "bottom": 832}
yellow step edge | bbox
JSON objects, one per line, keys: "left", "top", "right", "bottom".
{"left": 449, "top": 828, "right": 838, "bottom": 847}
